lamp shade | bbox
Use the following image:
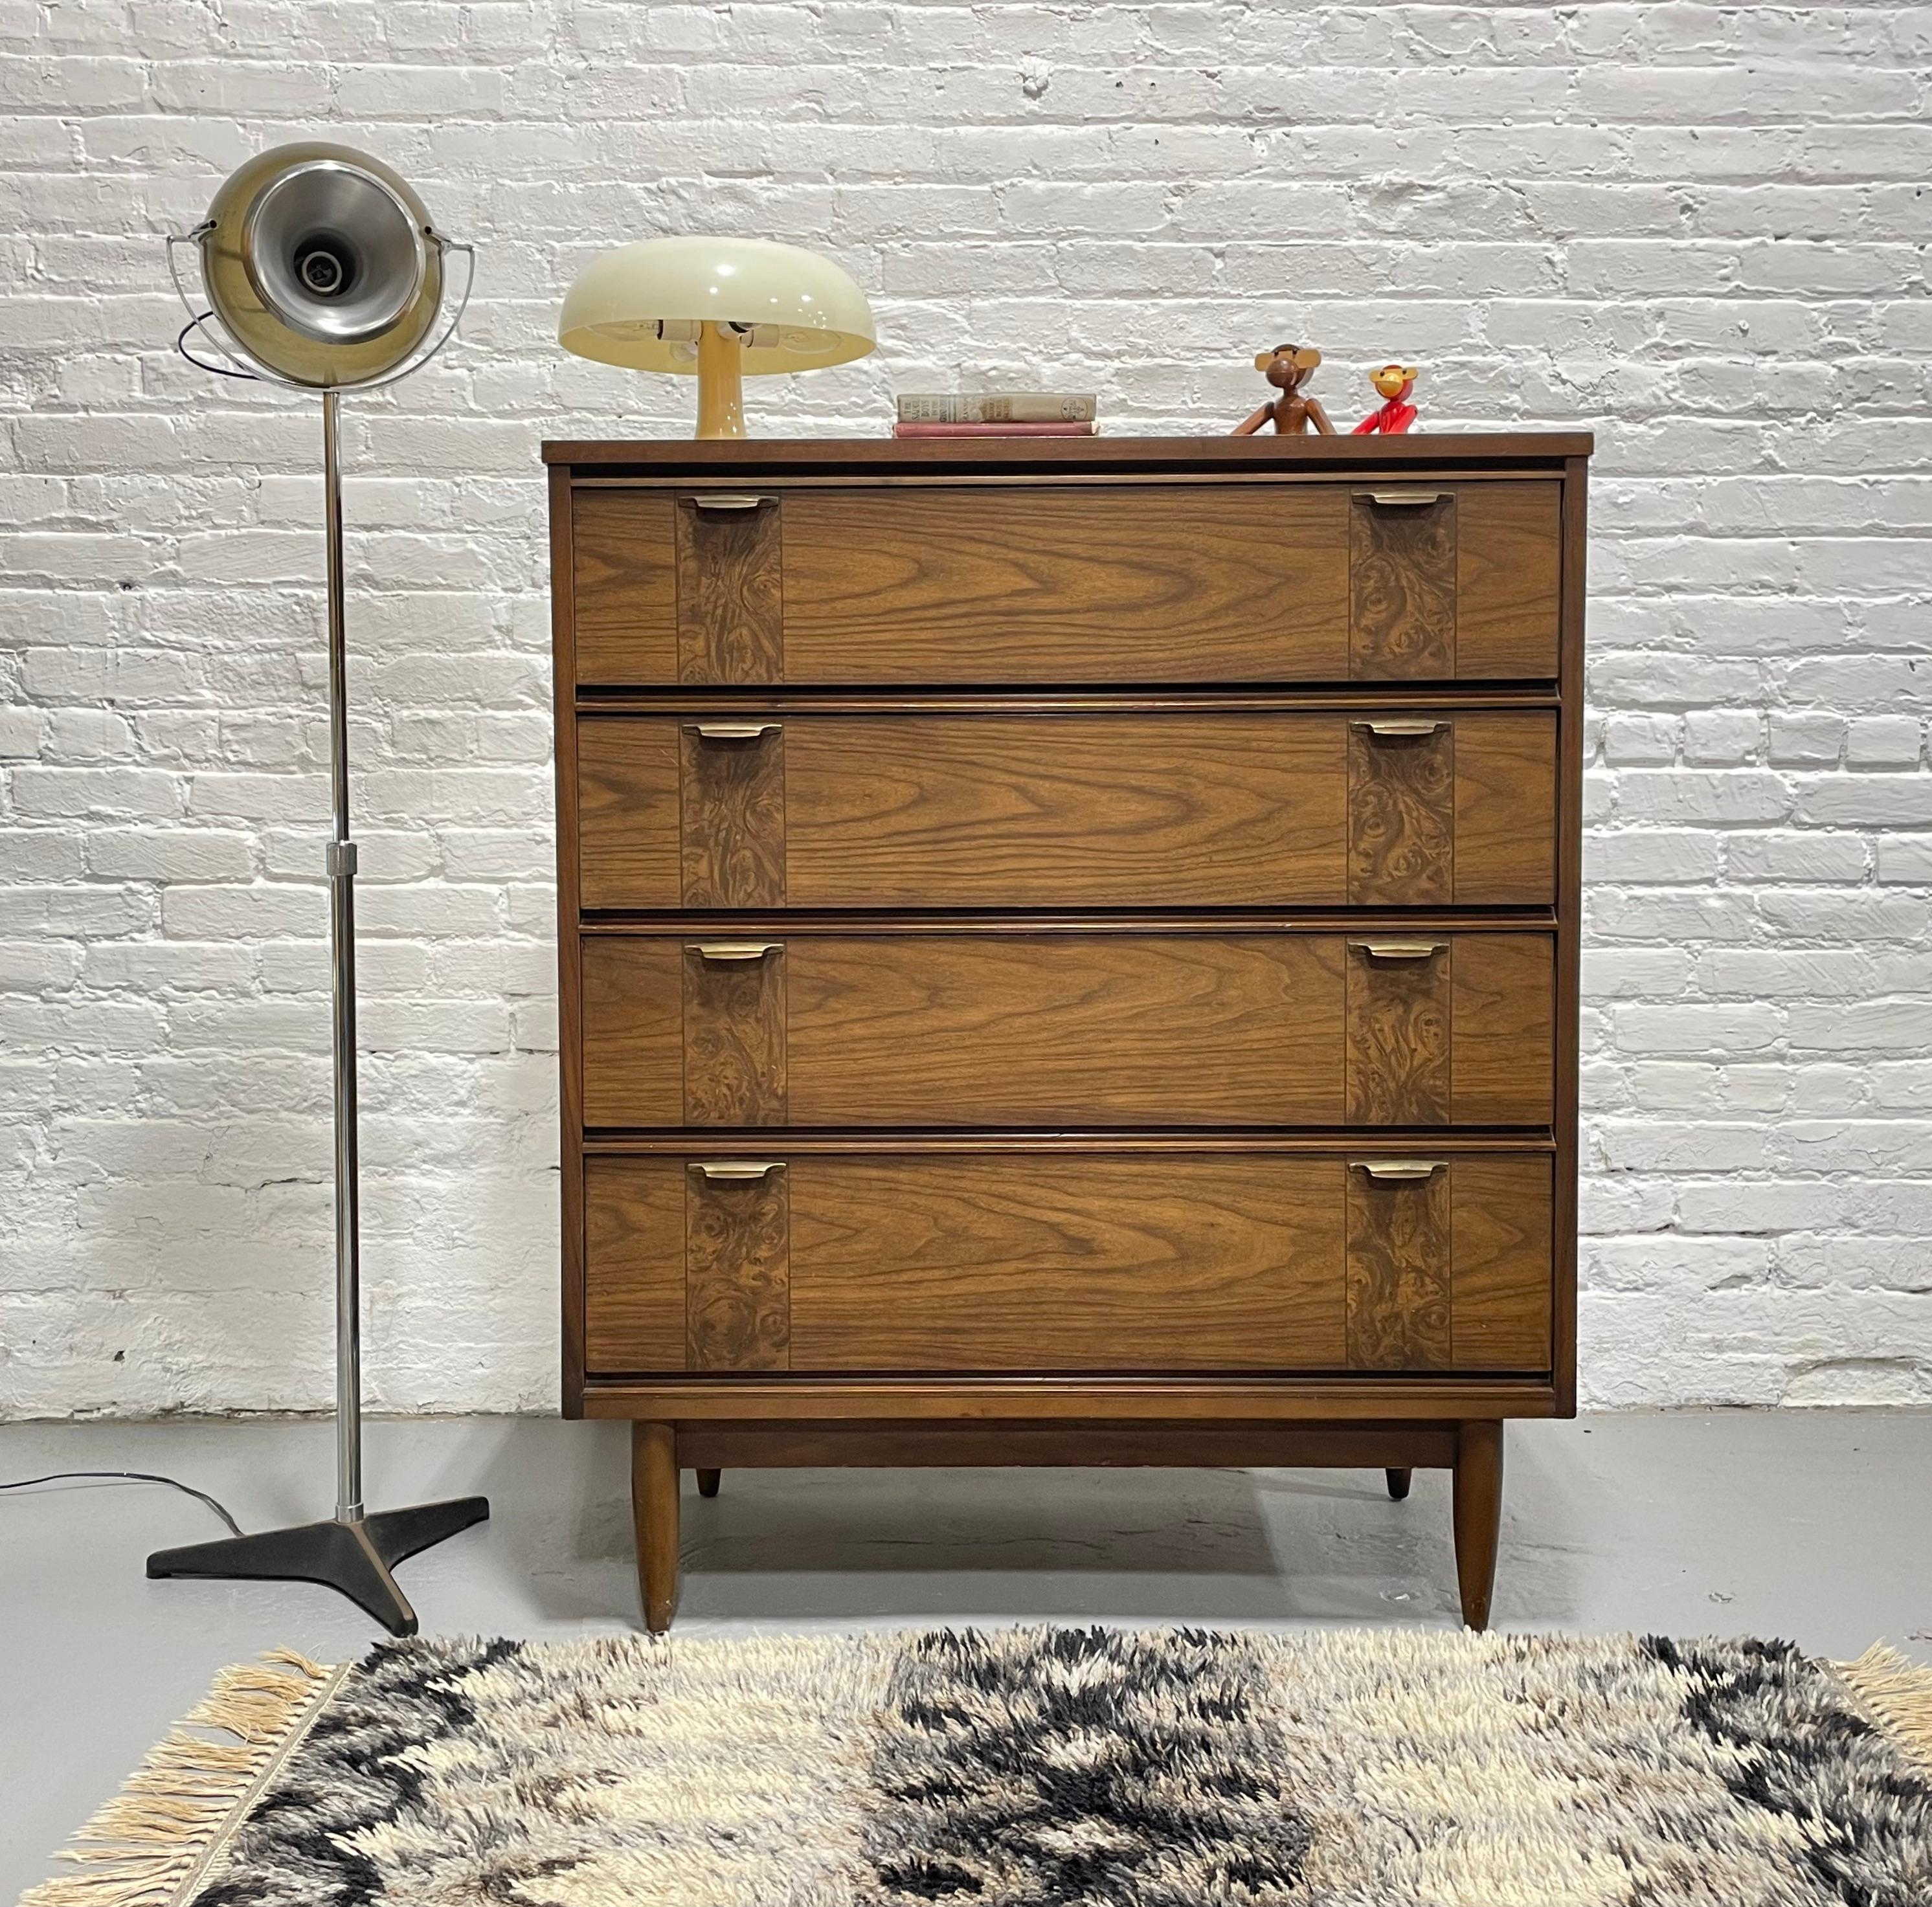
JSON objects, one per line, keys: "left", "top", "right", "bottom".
{"left": 559, "top": 236, "right": 875, "bottom": 376}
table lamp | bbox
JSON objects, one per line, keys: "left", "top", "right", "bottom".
{"left": 559, "top": 236, "right": 875, "bottom": 437}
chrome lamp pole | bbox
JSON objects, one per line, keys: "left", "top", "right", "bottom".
{"left": 146, "top": 146, "right": 486, "bottom": 1634}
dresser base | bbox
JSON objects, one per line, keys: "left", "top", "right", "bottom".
{"left": 626, "top": 1416, "right": 1505, "bottom": 1634}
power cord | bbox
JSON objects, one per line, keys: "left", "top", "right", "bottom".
{"left": 0, "top": 1470, "right": 244, "bottom": 1537}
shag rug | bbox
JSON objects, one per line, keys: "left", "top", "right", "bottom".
{"left": 27, "top": 1629, "right": 1932, "bottom": 1907}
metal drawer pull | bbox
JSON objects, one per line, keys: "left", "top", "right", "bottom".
{"left": 689, "top": 942, "right": 783, "bottom": 963}
{"left": 1349, "top": 940, "right": 1445, "bottom": 961}
{"left": 1361, "top": 489, "right": 1446, "bottom": 506}
{"left": 689, "top": 1160, "right": 785, "bottom": 1181}
{"left": 1351, "top": 1159, "right": 1445, "bottom": 1181}
{"left": 688, "top": 493, "right": 773, "bottom": 511}
{"left": 686, "top": 722, "right": 780, "bottom": 741}
{"left": 1352, "top": 718, "right": 1448, "bottom": 738}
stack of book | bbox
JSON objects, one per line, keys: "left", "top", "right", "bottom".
{"left": 893, "top": 392, "right": 1097, "bottom": 438}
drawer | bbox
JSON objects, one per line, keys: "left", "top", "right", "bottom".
{"left": 570, "top": 482, "right": 1560, "bottom": 686}
{"left": 576, "top": 708, "right": 1557, "bottom": 910}
{"left": 580, "top": 931, "right": 1555, "bottom": 1129}
{"left": 583, "top": 1149, "right": 1553, "bottom": 1375}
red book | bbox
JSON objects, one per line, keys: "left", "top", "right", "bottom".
{"left": 892, "top": 420, "right": 1097, "bottom": 438}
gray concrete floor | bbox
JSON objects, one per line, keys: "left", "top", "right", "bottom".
{"left": 5, "top": 1409, "right": 1929, "bottom": 1899}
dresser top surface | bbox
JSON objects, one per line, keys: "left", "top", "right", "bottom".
{"left": 542, "top": 431, "right": 1593, "bottom": 474}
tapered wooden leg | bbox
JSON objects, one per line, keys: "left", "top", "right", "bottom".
{"left": 631, "top": 1422, "right": 679, "bottom": 1633}
{"left": 1384, "top": 1467, "right": 1412, "bottom": 1500}
{"left": 695, "top": 1469, "right": 721, "bottom": 1499}
{"left": 1452, "top": 1420, "right": 1504, "bottom": 1631}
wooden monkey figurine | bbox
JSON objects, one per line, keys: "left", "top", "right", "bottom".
{"left": 1232, "top": 344, "right": 1336, "bottom": 436}
{"left": 1353, "top": 362, "right": 1420, "bottom": 435}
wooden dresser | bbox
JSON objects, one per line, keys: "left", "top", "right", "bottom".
{"left": 545, "top": 433, "right": 1588, "bottom": 1631}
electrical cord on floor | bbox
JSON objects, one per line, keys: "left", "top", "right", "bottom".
{"left": 0, "top": 1470, "right": 243, "bottom": 1537}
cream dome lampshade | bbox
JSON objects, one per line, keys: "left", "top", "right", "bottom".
{"left": 559, "top": 236, "right": 875, "bottom": 438}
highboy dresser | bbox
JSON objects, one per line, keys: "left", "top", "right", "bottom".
{"left": 546, "top": 432, "right": 1589, "bottom": 1631}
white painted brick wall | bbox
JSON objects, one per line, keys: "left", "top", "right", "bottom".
{"left": 3, "top": 3, "right": 1929, "bottom": 1417}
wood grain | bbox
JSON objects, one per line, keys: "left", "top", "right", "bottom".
{"left": 785, "top": 714, "right": 1347, "bottom": 907}
{"left": 588, "top": 1376, "right": 1560, "bottom": 1422}
{"left": 580, "top": 937, "right": 682, "bottom": 1127}
{"left": 1450, "top": 1155, "right": 1552, "bottom": 1370}
{"left": 632, "top": 1422, "right": 679, "bottom": 1632}
{"left": 1452, "top": 935, "right": 1555, "bottom": 1125}
{"left": 548, "top": 432, "right": 1595, "bottom": 469}
{"left": 579, "top": 930, "right": 1554, "bottom": 1132}
{"left": 675, "top": 495, "right": 783, "bottom": 682}
{"left": 1347, "top": 942, "right": 1452, "bottom": 1124}
{"left": 1350, "top": 493, "right": 1456, "bottom": 678}
{"left": 1347, "top": 722, "right": 1454, "bottom": 905}
{"left": 552, "top": 464, "right": 587, "bottom": 1416}
{"left": 1347, "top": 1163, "right": 1453, "bottom": 1370}
{"left": 686, "top": 1166, "right": 791, "bottom": 1371}
{"left": 679, "top": 725, "right": 785, "bottom": 907}
{"left": 786, "top": 1155, "right": 1347, "bottom": 1371}
{"left": 584, "top": 1157, "right": 685, "bottom": 1372}
{"left": 1453, "top": 1419, "right": 1504, "bottom": 1630}
{"left": 785, "top": 934, "right": 1345, "bottom": 1126}
{"left": 780, "top": 485, "right": 1351, "bottom": 683}
{"left": 678, "top": 1420, "right": 1460, "bottom": 1469}
{"left": 1457, "top": 482, "right": 1562, "bottom": 679}
{"left": 577, "top": 712, "right": 1556, "bottom": 912}
{"left": 573, "top": 489, "right": 677, "bottom": 684}
{"left": 1452, "top": 710, "right": 1558, "bottom": 904}
{"left": 682, "top": 946, "right": 787, "bottom": 1124}
{"left": 578, "top": 720, "right": 681, "bottom": 909}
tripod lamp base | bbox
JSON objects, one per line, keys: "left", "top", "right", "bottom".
{"left": 147, "top": 1496, "right": 489, "bottom": 1637}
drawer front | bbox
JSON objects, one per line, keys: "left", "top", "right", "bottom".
{"left": 576, "top": 709, "right": 1557, "bottom": 910}
{"left": 580, "top": 932, "right": 1555, "bottom": 1129}
{"left": 571, "top": 482, "right": 1560, "bottom": 687}
{"left": 583, "top": 1151, "right": 1552, "bottom": 1376}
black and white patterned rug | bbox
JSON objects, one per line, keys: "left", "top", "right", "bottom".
{"left": 27, "top": 1627, "right": 1932, "bottom": 1906}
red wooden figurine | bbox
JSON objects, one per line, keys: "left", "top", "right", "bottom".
{"left": 1353, "top": 362, "right": 1419, "bottom": 434}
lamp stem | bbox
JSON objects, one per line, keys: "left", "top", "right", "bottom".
{"left": 322, "top": 386, "right": 365, "bottom": 1526}
{"left": 695, "top": 322, "right": 747, "bottom": 439}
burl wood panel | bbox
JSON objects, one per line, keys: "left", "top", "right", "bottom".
{"left": 786, "top": 1155, "right": 1347, "bottom": 1371}
{"left": 1452, "top": 711, "right": 1558, "bottom": 904}
{"left": 1456, "top": 482, "right": 1562, "bottom": 679}
{"left": 572, "top": 490, "right": 677, "bottom": 684}
{"left": 683, "top": 948, "right": 787, "bottom": 1125}
{"left": 686, "top": 1167, "right": 791, "bottom": 1371}
{"left": 581, "top": 938, "right": 682, "bottom": 1127}
{"left": 1347, "top": 1165, "right": 1454, "bottom": 1370}
{"left": 780, "top": 486, "right": 1351, "bottom": 684}
{"left": 1346, "top": 944, "right": 1451, "bottom": 1124}
{"left": 1452, "top": 936, "right": 1556, "bottom": 1126}
{"left": 785, "top": 935, "right": 1345, "bottom": 1126}
{"left": 1347, "top": 722, "right": 1454, "bottom": 906}
{"left": 675, "top": 496, "right": 783, "bottom": 683}
{"left": 679, "top": 726, "right": 785, "bottom": 907}
{"left": 583, "top": 1157, "right": 684, "bottom": 1372}
{"left": 578, "top": 720, "right": 681, "bottom": 910}
{"left": 1350, "top": 493, "right": 1457, "bottom": 679}
{"left": 1450, "top": 1155, "right": 1553, "bottom": 1370}
{"left": 784, "top": 715, "right": 1347, "bottom": 908}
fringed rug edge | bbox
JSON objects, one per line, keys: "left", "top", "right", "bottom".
{"left": 1832, "top": 1642, "right": 1932, "bottom": 1774}
{"left": 20, "top": 1649, "right": 348, "bottom": 1907}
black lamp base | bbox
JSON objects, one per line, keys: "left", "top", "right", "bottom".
{"left": 146, "top": 1496, "right": 489, "bottom": 1636}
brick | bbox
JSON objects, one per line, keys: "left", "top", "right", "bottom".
{"left": 4, "top": 5, "right": 1932, "bottom": 1418}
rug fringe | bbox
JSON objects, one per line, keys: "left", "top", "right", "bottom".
{"left": 1834, "top": 1643, "right": 1932, "bottom": 1771}
{"left": 20, "top": 1651, "right": 340, "bottom": 1907}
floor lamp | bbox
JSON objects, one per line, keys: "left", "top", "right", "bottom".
{"left": 147, "top": 144, "right": 488, "bottom": 1634}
